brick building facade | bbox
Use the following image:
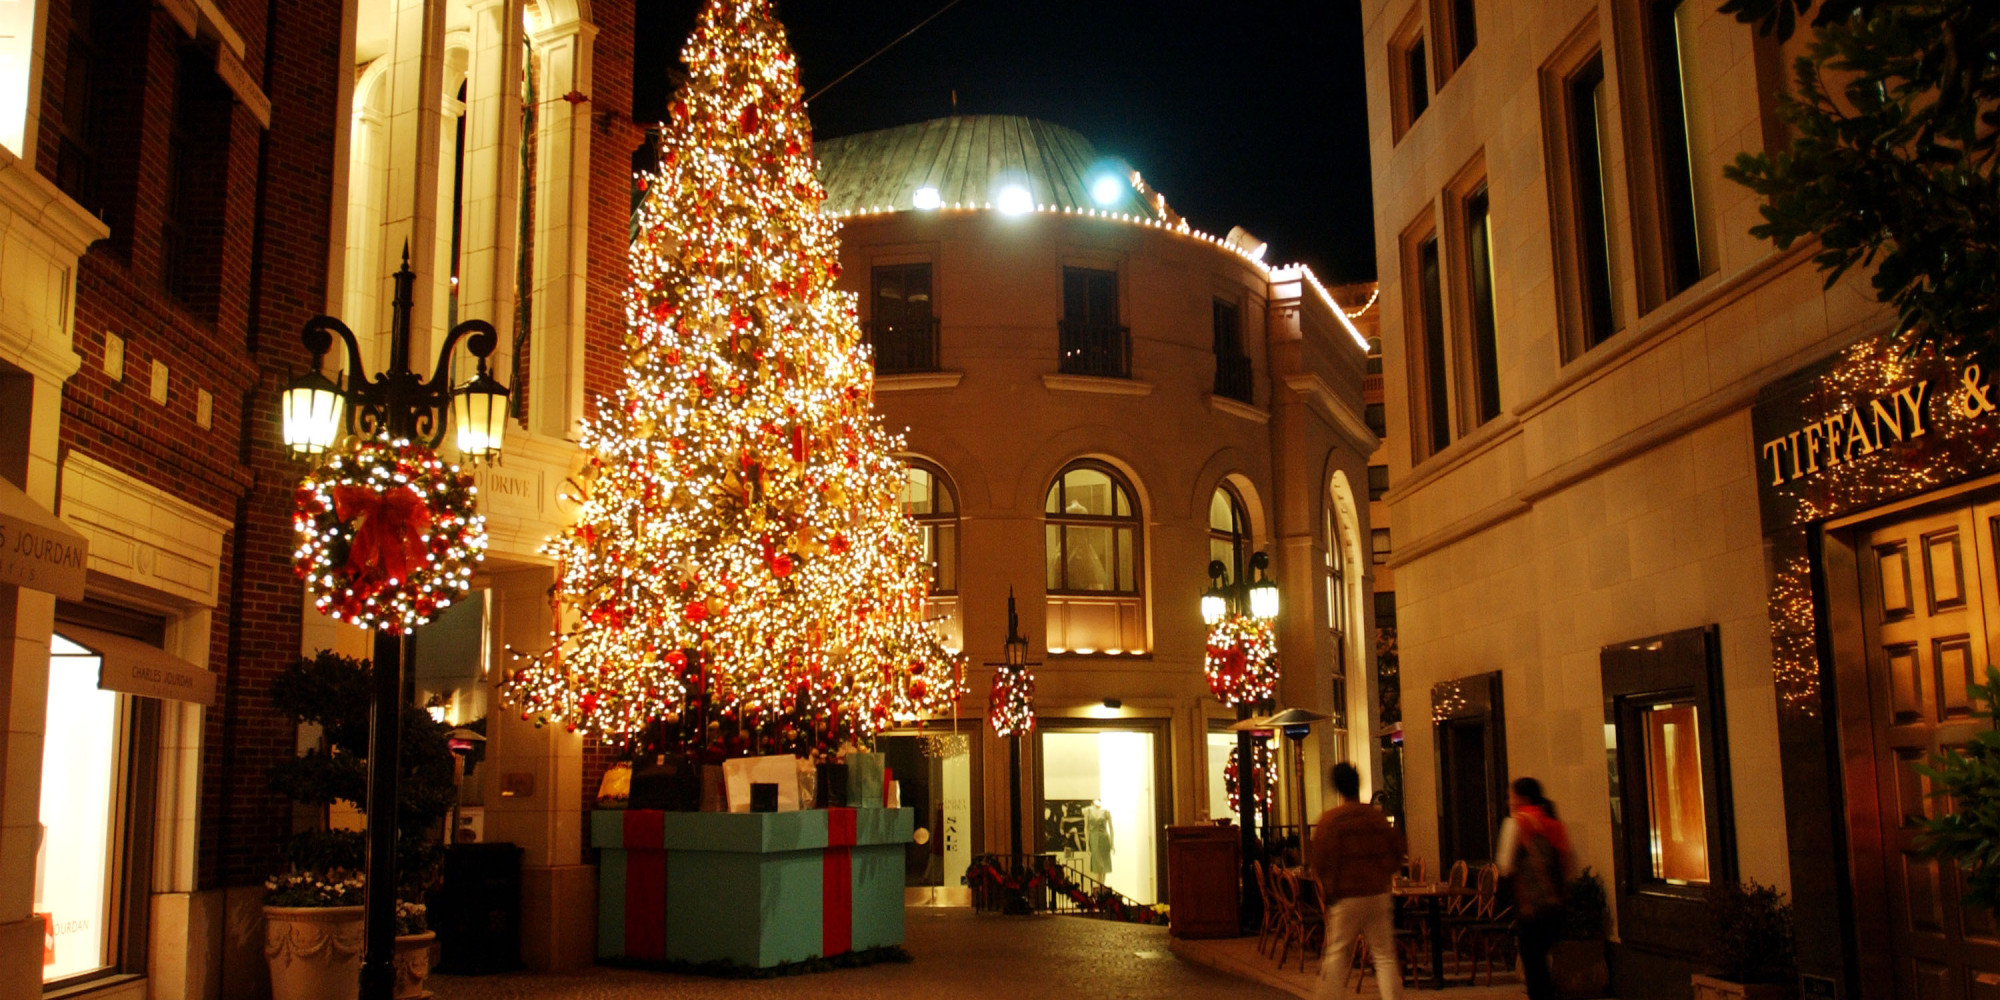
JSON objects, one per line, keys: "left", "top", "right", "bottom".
{"left": 3, "top": 0, "right": 644, "bottom": 995}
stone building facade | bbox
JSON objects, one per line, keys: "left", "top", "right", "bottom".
{"left": 1361, "top": 0, "right": 1992, "bottom": 997}
{"left": 801, "top": 116, "right": 1378, "bottom": 902}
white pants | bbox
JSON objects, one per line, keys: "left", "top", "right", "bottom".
{"left": 1313, "top": 893, "right": 1403, "bottom": 1000}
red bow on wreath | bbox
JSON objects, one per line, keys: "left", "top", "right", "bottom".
{"left": 331, "top": 484, "right": 432, "bottom": 600}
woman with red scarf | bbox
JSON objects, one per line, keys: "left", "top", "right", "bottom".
{"left": 1496, "top": 776, "right": 1572, "bottom": 1000}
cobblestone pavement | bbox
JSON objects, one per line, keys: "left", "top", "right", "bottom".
{"left": 430, "top": 908, "right": 1291, "bottom": 999}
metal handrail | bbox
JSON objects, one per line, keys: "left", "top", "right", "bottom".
{"left": 1214, "top": 353, "right": 1253, "bottom": 402}
{"left": 864, "top": 317, "right": 940, "bottom": 373}
{"left": 1058, "top": 320, "right": 1131, "bottom": 379}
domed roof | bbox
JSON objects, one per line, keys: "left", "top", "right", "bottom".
{"left": 813, "top": 115, "right": 1161, "bottom": 219}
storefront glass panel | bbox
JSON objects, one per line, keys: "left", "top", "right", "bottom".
{"left": 878, "top": 733, "right": 974, "bottom": 891}
{"left": 1040, "top": 729, "right": 1158, "bottom": 904}
{"left": 36, "top": 634, "right": 120, "bottom": 983}
{"left": 1642, "top": 702, "right": 1708, "bottom": 884}
{"left": 1206, "top": 730, "right": 1240, "bottom": 825}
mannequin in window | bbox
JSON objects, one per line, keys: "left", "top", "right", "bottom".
{"left": 1083, "top": 799, "right": 1114, "bottom": 880}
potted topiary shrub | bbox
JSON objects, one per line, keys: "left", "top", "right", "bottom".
{"left": 265, "top": 650, "right": 454, "bottom": 1000}
{"left": 1691, "top": 880, "right": 1796, "bottom": 1000}
{"left": 1551, "top": 868, "right": 1610, "bottom": 999}
{"left": 1918, "top": 665, "right": 2000, "bottom": 917}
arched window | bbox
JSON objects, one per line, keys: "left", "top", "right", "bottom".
{"left": 1325, "top": 505, "right": 1348, "bottom": 641}
{"left": 1209, "top": 485, "right": 1249, "bottom": 586}
{"left": 1044, "top": 462, "right": 1140, "bottom": 594}
{"left": 900, "top": 461, "right": 957, "bottom": 594}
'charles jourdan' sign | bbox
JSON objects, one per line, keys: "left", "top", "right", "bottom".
{"left": 1757, "top": 362, "right": 2000, "bottom": 487}
{"left": 0, "top": 477, "right": 87, "bottom": 601}
{"left": 70, "top": 625, "right": 218, "bottom": 707}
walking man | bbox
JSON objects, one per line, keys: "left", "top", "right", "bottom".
{"left": 1310, "top": 762, "right": 1405, "bottom": 1000}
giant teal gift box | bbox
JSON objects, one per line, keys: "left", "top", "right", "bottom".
{"left": 593, "top": 807, "right": 912, "bottom": 969}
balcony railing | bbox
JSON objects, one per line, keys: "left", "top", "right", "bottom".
{"left": 864, "top": 318, "right": 940, "bottom": 374}
{"left": 1214, "top": 353, "right": 1253, "bottom": 403}
{"left": 1058, "top": 320, "right": 1131, "bottom": 379}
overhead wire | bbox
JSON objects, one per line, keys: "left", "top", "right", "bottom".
{"left": 805, "top": 0, "right": 968, "bottom": 104}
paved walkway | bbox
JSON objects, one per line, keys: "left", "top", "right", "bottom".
{"left": 430, "top": 908, "right": 1290, "bottom": 999}
{"left": 1171, "top": 931, "right": 1528, "bottom": 1000}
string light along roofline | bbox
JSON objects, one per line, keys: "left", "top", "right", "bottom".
{"left": 808, "top": 197, "right": 1370, "bottom": 353}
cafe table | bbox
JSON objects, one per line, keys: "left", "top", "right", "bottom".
{"left": 1391, "top": 881, "right": 1478, "bottom": 990}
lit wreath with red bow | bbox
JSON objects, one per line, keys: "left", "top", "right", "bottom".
{"left": 293, "top": 435, "right": 487, "bottom": 633}
{"left": 1223, "top": 739, "right": 1276, "bottom": 817}
{"left": 1205, "top": 613, "right": 1278, "bottom": 706}
{"left": 989, "top": 662, "right": 1035, "bottom": 738}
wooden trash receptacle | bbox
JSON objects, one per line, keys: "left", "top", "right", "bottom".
{"left": 1166, "top": 823, "right": 1241, "bottom": 939}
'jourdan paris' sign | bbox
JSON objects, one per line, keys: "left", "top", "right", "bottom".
{"left": 0, "top": 478, "right": 87, "bottom": 601}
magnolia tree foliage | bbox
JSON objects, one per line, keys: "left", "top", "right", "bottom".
{"left": 1721, "top": 0, "right": 1999, "bottom": 364}
{"left": 506, "top": 0, "right": 960, "bottom": 752}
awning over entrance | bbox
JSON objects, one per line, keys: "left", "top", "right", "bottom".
{"left": 64, "top": 625, "right": 217, "bottom": 707}
{"left": 0, "top": 476, "right": 88, "bottom": 600}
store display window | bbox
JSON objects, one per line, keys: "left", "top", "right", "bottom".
{"left": 37, "top": 634, "right": 119, "bottom": 981}
{"left": 1039, "top": 728, "right": 1160, "bottom": 905}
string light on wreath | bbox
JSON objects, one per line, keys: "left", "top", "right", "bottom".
{"left": 1205, "top": 612, "right": 1278, "bottom": 707}
{"left": 989, "top": 663, "right": 1035, "bottom": 738}
{"left": 293, "top": 434, "right": 487, "bottom": 634}
{"left": 1224, "top": 740, "right": 1276, "bottom": 817}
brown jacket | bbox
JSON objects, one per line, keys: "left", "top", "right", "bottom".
{"left": 1309, "top": 801, "right": 1407, "bottom": 902}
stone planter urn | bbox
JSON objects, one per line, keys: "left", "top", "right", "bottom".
{"left": 1691, "top": 973, "right": 1793, "bottom": 1000}
{"left": 393, "top": 930, "right": 436, "bottom": 999}
{"left": 264, "top": 905, "right": 364, "bottom": 1000}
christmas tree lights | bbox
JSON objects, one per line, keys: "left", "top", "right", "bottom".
{"left": 504, "top": 0, "right": 961, "bottom": 751}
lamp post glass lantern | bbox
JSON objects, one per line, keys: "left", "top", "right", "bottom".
{"left": 280, "top": 247, "right": 508, "bottom": 1000}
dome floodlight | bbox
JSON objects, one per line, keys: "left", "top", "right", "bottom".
{"left": 1090, "top": 174, "right": 1125, "bottom": 207}
{"left": 996, "top": 185, "right": 1033, "bottom": 215}
{"left": 913, "top": 186, "right": 942, "bottom": 210}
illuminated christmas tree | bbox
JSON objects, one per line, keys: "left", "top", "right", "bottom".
{"left": 507, "top": 0, "right": 960, "bottom": 755}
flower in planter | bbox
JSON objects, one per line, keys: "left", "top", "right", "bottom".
{"left": 395, "top": 900, "right": 428, "bottom": 936}
{"left": 264, "top": 869, "right": 366, "bottom": 908}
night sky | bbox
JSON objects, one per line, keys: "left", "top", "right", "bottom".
{"left": 633, "top": 1, "right": 1377, "bottom": 283}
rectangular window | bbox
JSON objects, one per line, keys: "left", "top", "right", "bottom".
{"left": 1405, "top": 36, "right": 1430, "bottom": 123}
{"left": 161, "top": 48, "right": 232, "bottom": 314}
{"left": 53, "top": 1, "right": 100, "bottom": 208}
{"left": 1544, "top": 29, "right": 1626, "bottom": 360}
{"left": 1374, "top": 591, "right": 1398, "bottom": 631}
{"left": 1451, "top": 0, "right": 1477, "bottom": 62}
{"left": 1371, "top": 528, "right": 1391, "bottom": 564}
{"left": 1059, "top": 267, "right": 1127, "bottom": 378}
{"left": 1365, "top": 402, "right": 1387, "bottom": 439}
{"left": 868, "top": 263, "right": 937, "bottom": 373}
{"left": 1642, "top": 702, "right": 1709, "bottom": 884}
{"left": 1390, "top": 11, "right": 1430, "bottom": 141}
{"left": 1411, "top": 228, "right": 1452, "bottom": 459}
{"left": 1212, "top": 298, "right": 1251, "bottom": 403}
{"left": 1433, "top": 0, "right": 1478, "bottom": 79}
{"left": 1463, "top": 186, "right": 1501, "bottom": 425}
{"left": 1367, "top": 464, "right": 1390, "bottom": 501}
{"left": 1644, "top": 0, "right": 1715, "bottom": 298}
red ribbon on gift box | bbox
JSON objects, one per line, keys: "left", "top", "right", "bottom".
{"left": 622, "top": 810, "right": 667, "bottom": 960}
{"left": 823, "top": 807, "right": 856, "bottom": 956}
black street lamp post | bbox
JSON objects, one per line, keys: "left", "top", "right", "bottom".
{"left": 281, "top": 249, "right": 509, "bottom": 1000}
{"left": 1203, "top": 550, "right": 1278, "bottom": 932}
{"left": 985, "top": 589, "right": 1038, "bottom": 915}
